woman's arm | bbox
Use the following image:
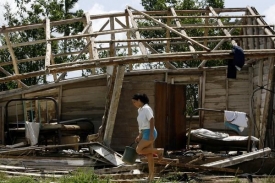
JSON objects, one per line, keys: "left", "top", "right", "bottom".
{"left": 149, "top": 117, "right": 154, "bottom": 141}
{"left": 135, "top": 132, "right": 142, "bottom": 143}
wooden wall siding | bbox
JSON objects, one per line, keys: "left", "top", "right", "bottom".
{"left": 60, "top": 78, "right": 107, "bottom": 132}
{"left": 228, "top": 69, "right": 250, "bottom": 113}
{"left": 111, "top": 74, "right": 164, "bottom": 151}
{"left": 203, "top": 69, "right": 226, "bottom": 127}
{"left": 251, "top": 57, "right": 273, "bottom": 138}
{"left": 203, "top": 68, "right": 250, "bottom": 130}
{"left": 167, "top": 74, "right": 201, "bottom": 84}
{"left": 0, "top": 95, "right": 24, "bottom": 125}
{"left": 24, "top": 89, "right": 59, "bottom": 123}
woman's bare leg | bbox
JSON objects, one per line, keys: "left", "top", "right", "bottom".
{"left": 136, "top": 140, "right": 164, "bottom": 160}
{"left": 147, "top": 148, "right": 154, "bottom": 182}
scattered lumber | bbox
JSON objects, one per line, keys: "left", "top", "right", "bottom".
{"left": 202, "top": 147, "right": 271, "bottom": 168}
{"left": 94, "top": 164, "right": 144, "bottom": 174}
{"left": 154, "top": 161, "right": 243, "bottom": 174}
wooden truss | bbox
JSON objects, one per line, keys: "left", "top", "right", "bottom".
{"left": 0, "top": 6, "right": 274, "bottom": 88}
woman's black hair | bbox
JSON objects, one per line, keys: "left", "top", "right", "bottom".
{"left": 132, "top": 93, "right": 149, "bottom": 104}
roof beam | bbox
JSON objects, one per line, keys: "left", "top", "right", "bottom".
{"left": 127, "top": 6, "right": 211, "bottom": 51}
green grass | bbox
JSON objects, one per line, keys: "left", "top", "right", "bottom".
{"left": 0, "top": 169, "right": 110, "bottom": 183}
{"left": 2, "top": 169, "right": 275, "bottom": 183}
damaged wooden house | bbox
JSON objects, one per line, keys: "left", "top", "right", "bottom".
{"left": 0, "top": 4, "right": 274, "bottom": 181}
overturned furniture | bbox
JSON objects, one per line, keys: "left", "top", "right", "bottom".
{"left": 5, "top": 97, "right": 94, "bottom": 147}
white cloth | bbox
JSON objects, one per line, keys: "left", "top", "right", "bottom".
{"left": 224, "top": 111, "right": 248, "bottom": 132}
{"left": 137, "top": 104, "right": 154, "bottom": 132}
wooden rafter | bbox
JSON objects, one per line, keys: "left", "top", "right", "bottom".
{"left": 0, "top": 7, "right": 273, "bottom": 85}
{"left": 3, "top": 32, "right": 22, "bottom": 88}
{"left": 45, "top": 18, "right": 51, "bottom": 68}
{"left": 247, "top": 6, "right": 275, "bottom": 45}
{"left": 134, "top": 14, "right": 265, "bottom": 19}
{"left": 115, "top": 17, "right": 176, "bottom": 69}
{"left": 1, "top": 49, "right": 275, "bottom": 84}
{"left": 127, "top": 6, "right": 211, "bottom": 51}
{"left": 170, "top": 7, "right": 196, "bottom": 55}
{"left": 55, "top": 14, "right": 106, "bottom": 82}
{"left": 198, "top": 18, "right": 243, "bottom": 68}
{"left": 0, "top": 66, "right": 28, "bottom": 88}
{"left": 126, "top": 6, "right": 147, "bottom": 55}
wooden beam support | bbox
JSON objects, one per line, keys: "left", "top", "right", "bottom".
{"left": 260, "top": 57, "right": 275, "bottom": 148}
{"left": 125, "top": 14, "right": 133, "bottom": 71}
{"left": 84, "top": 13, "right": 98, "bottom": 75}
{"left": 247, "top": 6, "right": 275, "bottom": 45}
{"left": 127, "top": 6, "right": 210, "bottom": 51}
{"left": 45, "top": 18, "right": 51, "bottom": 68}
{"left": 103, "top": 65, "right": 125, "bottom": 147}
{"left": 256, "top": 60, "right": 263, "bottom": 138}
{"left": 133, "top": 14, "right": 265, "bottom": 19}
{"left": 3, "top": 32, "right": 22, "bottom": 88}
{"left": 0, "top": 66, "right": 28, "bottom": 88}
{"left": 198, "top": 19, "right": 242, "bottom": 67}
{"left": 55, "top": 13, "right": 101, "bottom": 82}
{"left": 126, "top": 7, "right": 147, "bottom": 55}
{"left": 115, "top": 17, "right": 176, "bottom": 69}
{"left": 1, "top": 49, "right": 275, "bottom": 84}
{"left": 170, "top": 7, "right": 196, "bottom": 56}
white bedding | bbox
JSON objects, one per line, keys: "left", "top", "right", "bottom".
{"left": 190, "top": 128, "right": 259, "bottom": 142}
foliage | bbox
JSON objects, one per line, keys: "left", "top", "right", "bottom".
{"left": 0, "top": 0, "right": 85, "bottom": 91}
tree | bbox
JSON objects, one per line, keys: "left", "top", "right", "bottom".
{"left": 0, "top": 0, "right": 85, "bottom": 91}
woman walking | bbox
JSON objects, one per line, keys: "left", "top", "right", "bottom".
{"left": 132, "top": 93, "right": 164, "bottom": 182}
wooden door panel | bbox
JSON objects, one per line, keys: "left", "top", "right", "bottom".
{"left": 154, "top": 82, "right": 168, "bottom": 148}
{"left": 155, "top": 82, "right": 186, "bottom": 150}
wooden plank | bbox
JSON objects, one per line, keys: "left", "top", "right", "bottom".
{"left": 154, "top": 161, "right": 242, "bottom": 173}
{"left": 154, "top": 82, "right": 168, "bottom": 148}
{"left": 89, "top": 144, "right": 124, "bottom": 166}
{"left": 198, "top": 14, "right": 242, "bottom": 67}
{"left": 45, "top": 18, "right": 51, "bottom": 67}
{"left": 94, "top": 164, "right": 144, "bottom": 174}
{"left": 200, "top": 71, "right": 206, "bottom": 127}
{"left": 3, "top": 32, "right": 22, "bottom": 88}
{"left": 0, "top": 170, "right": 63, "bottom": 178}
{"left": 62, "top": 95, "right": 106, "bottom": 103}
{"left": 62, "top": 86, "right": 106, "bottom": 96}
{"left": 256, "top": 60, "right": 263, "bottom": 138}
{"left": 84, "top": 12, "right": 97, "bottom": 75}
{"left": 260, "top": 57, "right": 275, "bottom": 148}
{"left": 104, "top": 65, "right": 125, "bottom": 147}
{"left": 126, "top": 7, "right": 147, "bottom": 55}
{"left": 168, "top": 75, "right": 200, "bottom": 83}
{"left": 247, "top": 7, "right": 275, "bottom": 44}
{"left": 205, "top": 82, "right": 225, "bottom": 89}
{"left": 24, "top": 88, "right": 59, "bottom": 98}
{"left": 202, "top": 148, "right": 271, "bottom": 168}
{"left": 0, "top": 66, "right": 28, "bottom": 88}
{"left": 128, "top": 6, "right": 210, "bottom": 51}
{"left": 115, "top": 15, "right": 176, "bottom": 70}
{"left": 170, "top": 7, "right": 196, "bottom": 54}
